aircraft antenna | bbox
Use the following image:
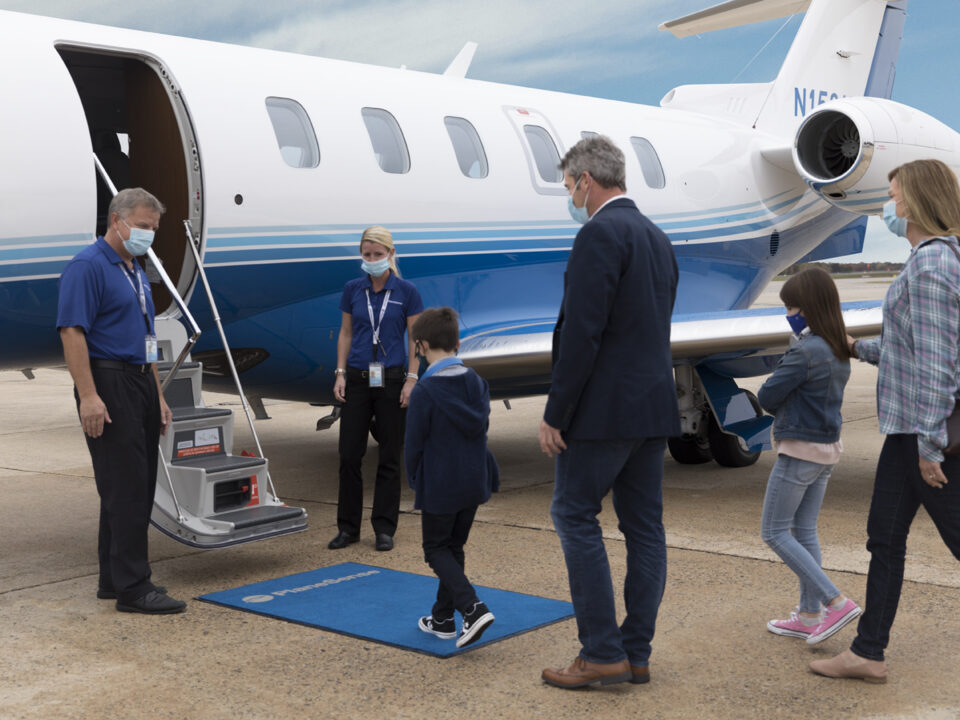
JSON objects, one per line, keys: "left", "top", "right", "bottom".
{"left": 731, "top": 13, "right": 797, "bottom": 82}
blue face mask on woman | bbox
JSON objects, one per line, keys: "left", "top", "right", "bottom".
{"left": 361, "top": 257, "right": 391, "bottom": 277}
{"left": 786, "top": 312, "right": 807, "bottom": 335}
{"left": 121, "top": 219, "right": 155, "bottom": 256}
{"left": 567, "top": 177, "right": 590, "bottom": 225}
{"left": 882, "top": 199, "right": 908, "bottom": 238}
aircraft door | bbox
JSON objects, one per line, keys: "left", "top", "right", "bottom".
{"left": 56, "top": 47, "right": 203, "bottom": 314}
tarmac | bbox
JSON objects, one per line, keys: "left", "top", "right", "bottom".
{"left": 2, "top": 277, "right": 959, "bottom": 720}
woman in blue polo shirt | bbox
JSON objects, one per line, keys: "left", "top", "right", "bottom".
{"left": 329, "top": 225, "right": 423, "bottom": 552}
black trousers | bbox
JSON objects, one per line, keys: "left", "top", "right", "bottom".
{"left": 422, "top": 506, "right": 479, "bottom": 618}
{"left": 337, "top": 371, "right": 405, "bottom": 536}
{"left": 852, "top": 434, "right": 960, "bottom": 661}
{"left": 77, "top": 365, "right": 161, "bottom": 603}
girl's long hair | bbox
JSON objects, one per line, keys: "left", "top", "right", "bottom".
{"left": 779, "top": 267, "right": 851, "bottom": 361}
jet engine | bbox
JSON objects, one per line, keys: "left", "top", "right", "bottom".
{"left": 792, "top": 98, "right": 959, "bottom": 214}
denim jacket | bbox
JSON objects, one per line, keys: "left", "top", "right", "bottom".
{"left": 757, "top": 331, "right": 850, "bottom": 443}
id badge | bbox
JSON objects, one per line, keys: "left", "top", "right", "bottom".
{"left": 368, "top": 362, "right": 384, "bottom": 388}
{"left": 145, "top": 335, "right": 159, "bottom": 364}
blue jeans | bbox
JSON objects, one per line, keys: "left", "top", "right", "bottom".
{"left": 761, "top": 454, "right": 839, "bottom": 613}
{"left": 551, "top": 437, "right": 667, "bottom": 666}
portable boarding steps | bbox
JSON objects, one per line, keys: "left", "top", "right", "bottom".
{"left": 150, "top": 319, "right": 308, "bottom": 549}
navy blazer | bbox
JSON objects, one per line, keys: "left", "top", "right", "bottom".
{"left": 544, "top": 197, "right": 681, "bottom": 440}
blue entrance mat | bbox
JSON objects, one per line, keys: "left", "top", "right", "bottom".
{"left": 198, "top": 562, "right": 574, "bottom": 657}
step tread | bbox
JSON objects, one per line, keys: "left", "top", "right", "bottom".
{"left": 158, "top": 361, "right": 201, "bottom": 372}
{"left": 210, "top": 504, "right": 306, "bottom": 530}
{"left": 171, "top": 406, "right": 232, "bottom": 421}
{"left": 172, "top": 454, "right": 266, "bottom": 472}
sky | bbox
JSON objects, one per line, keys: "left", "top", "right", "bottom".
{"left": 2, "top": 0, "right": 955, "bottom": 262}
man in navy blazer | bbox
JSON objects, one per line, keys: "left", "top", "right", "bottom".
{"left": 539, "top": 136, "right": 681, "bottom": 689}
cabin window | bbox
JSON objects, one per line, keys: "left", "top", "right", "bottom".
{"left": 444, "top": 116, "right": 488, "bottom": 178}
{"left": 362, "top": 107, "right": 410, "bottom": 174}
{"left": 265, "top": 97, "right": 320, "bottom": 168}
{"left": 630, "top": 136, "right": 666, "bottom": 189}
{"left": 523, "top": 125, "right": 563, "bottom": 183}
{"left": 581, "top": 131, "right": 599, "bottom": 140}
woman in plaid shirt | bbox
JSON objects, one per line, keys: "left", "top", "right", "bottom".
{"left": 811, "top": 159, "right": 960, "bottom": 684}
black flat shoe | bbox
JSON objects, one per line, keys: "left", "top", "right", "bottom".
{"left": 116, "top": 590, "right": 186, "bottom": 615}
{"left": 328, "top": 531, "right": 359, "bottom": 549}
{"left": 98, "top": 585, "right": 166, "bottom": 600}
{"left": 375, "top": 533, "right": 394, "bottom": 551}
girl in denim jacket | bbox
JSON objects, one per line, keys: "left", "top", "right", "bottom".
{"left": 757, "top": 267, "right": 861, "bottom": 646}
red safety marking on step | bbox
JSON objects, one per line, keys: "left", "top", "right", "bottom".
{"left": 248, "top": 475, "right": 260, "bottom": 506}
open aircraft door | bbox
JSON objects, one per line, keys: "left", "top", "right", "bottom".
{"left": 50, "top": 44, "right": 307, "bottom": 548}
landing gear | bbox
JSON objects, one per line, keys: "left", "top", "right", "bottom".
{"left": 707, "top": 390, "right": 762, "bottom": 468}
{"left": 667, "top": 432, "right": 713, "bottom": 464}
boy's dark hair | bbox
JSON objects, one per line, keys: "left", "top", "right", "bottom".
{"left": 779, "top": 267, "right": 851, "bottom": 361}
{"left": 411, "top": 306, "right": 460, "bottom": 352}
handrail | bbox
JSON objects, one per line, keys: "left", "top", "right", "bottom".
{"left": 182, "top": 220, "right": 279, "bottom": 503}
{"left": 92, "top": 154, "right": 201, "bottom": 391}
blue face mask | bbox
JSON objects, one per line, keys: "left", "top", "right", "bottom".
{"left": 567, "top": 177, "right": 590, "bottom": 225}
{"left": 882, "top": 199, "right": 908, "bottom": 238}
{"left": 361, "top": 257, "right": 391, "bottom": 277}
{"left": 121, "top": 219, "right": 155, "bottom": 256}
{"left": 786, "top": 312, "right": 807, "bottom": 335}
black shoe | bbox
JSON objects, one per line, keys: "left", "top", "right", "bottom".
{"left": 98, "top": 585, "right": 166, "bottom": 600}
{"left": 328, "top": 531, "right": 359, "bottom": 549}
{"left": 418, "top": 615, "right": 456, "bottom": 639}
{"left": 457, "top": 601, "right": 494, "bottom": 648}
{"left": 375, "top": 533, "right": 394, "bottom": 551}
{"left": 116, "top": 590, "right": 186, "bottom": 615}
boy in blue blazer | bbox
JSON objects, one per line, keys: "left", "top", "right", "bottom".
{"left": 405, "top": 307, "right": 500, "bottom": 648}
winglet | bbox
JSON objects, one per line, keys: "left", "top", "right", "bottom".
{"left": 444, "top": 41, "right": 478, "bottom": 78}
{"left": 659, "top": 0, "right": 810, "bottom": 38}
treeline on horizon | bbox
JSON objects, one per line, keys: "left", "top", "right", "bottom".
{"left": 778, "top": 261, "right": 903, "bottom": 277}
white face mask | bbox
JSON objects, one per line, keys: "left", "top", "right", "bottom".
{"left": 567, "top": 176, "right": 590, "bottom": 225}
{"left": 361, "top": 257, "right": 391, "bottom": 277}
{"left": 121, "top": 219, "right": 155, "bottom": 256}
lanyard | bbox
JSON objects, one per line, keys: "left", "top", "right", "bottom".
{"left": 119, "top": 262, "right": 151, "bottom": 333}
{"left": 420, "top": 356, "right": 463, "bottom": 380}
{"left": 365, "top": 288, "right": 391, "bottom": 357}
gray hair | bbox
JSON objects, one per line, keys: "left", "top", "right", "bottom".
{"left": 559, "top": 136, "right": 626, "bottom": 191}
{"left": 107, "top": 187, "right": 166, "bottom": 220}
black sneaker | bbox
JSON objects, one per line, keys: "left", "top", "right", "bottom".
{"left": 418, "top": 615, "right": 456, "bottom": 639}
{"left": 456, "top": 601, "right": 494, "bottom": 648}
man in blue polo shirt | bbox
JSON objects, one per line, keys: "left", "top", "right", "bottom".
{"left": 57, "top": 187, "right": 184, "bottom": 615}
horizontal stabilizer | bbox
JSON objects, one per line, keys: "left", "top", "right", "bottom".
{"left": 659, "top": 0, "right": 811, "bottom": 38}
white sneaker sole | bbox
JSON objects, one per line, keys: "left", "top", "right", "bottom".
{"left": 766, "top": 620, "right": 812, "bottom": 639}
{"left": 456, "top": 611, "right": 494, "bottom": 648}
{"left": 418, "top": 616, "right": 456, "bottom": 639}
{"left": 806, "top": 606, "right": 862, "bottom": 645}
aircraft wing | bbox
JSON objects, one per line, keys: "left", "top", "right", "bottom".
{"left": 459, "top": 301, "right": 883, "bottom": 382}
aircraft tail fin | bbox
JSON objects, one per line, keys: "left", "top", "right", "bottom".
{"left": 661, "top": 0, "right": 908, "bottom": 134}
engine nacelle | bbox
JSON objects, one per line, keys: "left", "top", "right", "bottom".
{"left": 792, "top": 97, "right": 960, "bottom": 214}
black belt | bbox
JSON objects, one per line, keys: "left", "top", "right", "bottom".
{"left": 90, "top": 358, "right": 151, "bottom": 374}
{"left": 347, "top": 366, "right": 406, "bottom": 380}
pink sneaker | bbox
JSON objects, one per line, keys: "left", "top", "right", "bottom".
{"left": 766, "top": 609, "right": 819, "bottom": 639}
{"left": 806, "top": 599, "right": 861, "bottom": 645}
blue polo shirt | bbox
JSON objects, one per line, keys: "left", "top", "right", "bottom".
{"left": 339, "top": 272, "right": 423, "bottom": 370}
{"left": 56, "top": 237, "right": 156, "bottom": 363}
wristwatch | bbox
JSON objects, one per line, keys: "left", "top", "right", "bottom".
{"left": 334, "top": 368, "right": 346, "bottom": 376}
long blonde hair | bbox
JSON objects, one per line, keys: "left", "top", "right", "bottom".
{"left": 889, "top": 160, "right": 960, "bottom": 239}
{"left": 360, "top": 225, "right": 400, "bottom": 277}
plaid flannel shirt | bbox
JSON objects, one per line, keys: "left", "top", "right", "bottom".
{"left": 857, "top": 236, "right": 960, "bottom": 462}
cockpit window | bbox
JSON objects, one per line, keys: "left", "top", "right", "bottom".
{"left": 444, "top": 116, "right": 488, "bottom": 178}
{"left": 265, "top": 97, "right": 320, "bottom": 168}
{"left": 362, "top": 107, "right": 411, "bottom": 174}
{"left": 630, "top": 136, "right": 666, "bottom": 189}
{"left": 523, "top": 125, "right": 563, "bottom": 183}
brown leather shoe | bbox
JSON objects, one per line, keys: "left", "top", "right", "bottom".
{"left": 541, "top": 657, "right": 632, "bottom": 689}
{"left": 809, "top": 649, "right": 888, "bottom": 684}
{"left": 630, "top": 665, "right": 650, "bottom": 684}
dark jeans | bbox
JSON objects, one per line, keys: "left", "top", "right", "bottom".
{"left": 551, "top": 437, "right": 667, "bottom": 666}
{"left": 78, "top": 366, "right": 160, "bottom": 603}
{"left": 852, "top": 434, "right": 960, "bottom": 661}
{"left": 337, "top": 371, "right": 404, "bottom": 537}
{"left": 421, "top": 506, "right": 479, "bottom": 618}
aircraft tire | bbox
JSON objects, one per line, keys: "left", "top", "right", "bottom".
{"left": 707, "top": 392, "right": 762, "bottom": 468}
{"left": 667, "top": 434, "right": 713, "bottom": 464}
